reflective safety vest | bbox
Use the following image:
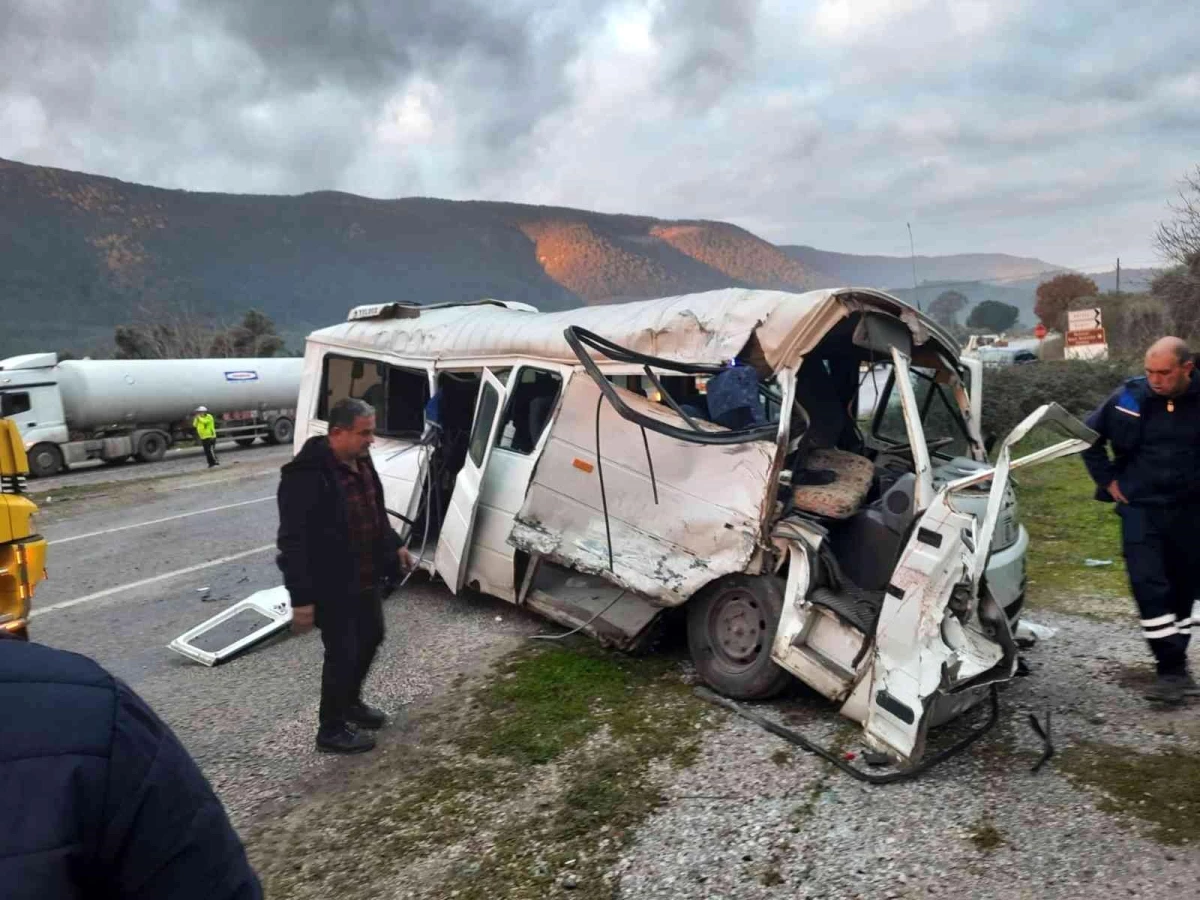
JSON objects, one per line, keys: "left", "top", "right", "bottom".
{"left": 194, "top": 413, "right": 217, "bottom": 440}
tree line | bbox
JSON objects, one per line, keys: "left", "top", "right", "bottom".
{"left": 111, "top": 307, "right": 293, "bottom": 360}
{"left": 1029, "top": 167, "right": 1200, "bottom": 359}
{"left": 925, "top": 163, "right": 1200, "bottom": 359}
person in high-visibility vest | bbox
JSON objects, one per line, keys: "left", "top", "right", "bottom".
{"left": 193, "top": 406, "right": 219, "bottom": 468}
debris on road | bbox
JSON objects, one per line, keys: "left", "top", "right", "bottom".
{"left": 169, "top": 586, "right": 292, "bottom": 666}
{"left": 1014, "top": 619, "right": 1058, "bottom": 646}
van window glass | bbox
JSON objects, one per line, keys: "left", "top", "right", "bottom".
{"left": 468, "top": 381, "right": 501, "bottom": 467}
{"left": 1, "top": 392, "right": 31, "bottom": 417}
{"left": 496, "top": 368, "right": 563, "bottom": 454}
{"left": 319, "top": 354, "right": 430, "bottom": 439}
{"left": 873, "top": 364, "right": 970, "bottom": 458}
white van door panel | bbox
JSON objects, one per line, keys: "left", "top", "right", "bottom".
{"left": 371, "top": 438, "right": 430, "bottom": 543}
{"left": 435, "top": 369, "right": 508, "bottom": 593}
{"left": 509, "top": 375, "right": 777, "bottom": 606}
{"left": 463, "top": 367, "right": 570, "bottom": 601}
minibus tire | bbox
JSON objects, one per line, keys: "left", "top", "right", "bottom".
{"left": 686, "top": 574, "right": 792, "bottom": 701}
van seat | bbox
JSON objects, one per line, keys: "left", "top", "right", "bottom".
{"left": 792, "top": 448, "right": 875, "bottom": 520}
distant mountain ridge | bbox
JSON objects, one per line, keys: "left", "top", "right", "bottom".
{"left": 780, "top": 245, "right": 1065, "bottom": 291}
{"left": 0, "top": 156, "right": 832, "bottom": 357}
{"left": 0, "top": 156, "right": 1156, "bottom": 357}
{"left": 782, "top": 245, "right": 1159, "bottom": 328}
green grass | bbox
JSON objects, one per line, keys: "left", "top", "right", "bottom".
{"left": 443, "top": 645, "right": 711, "bottom": 900}
{"left": 1014, "top": 453, "right": 1131, "bottom": 619}
{"left": 1060, "top": 741, "right": 1200, "bottom": 845}
{"left": 250, "top": 641, "right": 712, "bottom": 900}
{"left": 463, "top": 644, "right": 674, "bottom": 765}
{"left": 968, "top": 816, "right": 1007, "bottom": 852}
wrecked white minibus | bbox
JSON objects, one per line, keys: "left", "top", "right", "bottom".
{"left": 293, "top": 288, "right": 1094, "bottom": 763}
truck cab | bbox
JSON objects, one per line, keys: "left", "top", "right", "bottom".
{"left": 0, "top": 418, "right": 47, "bottom": 638}
{"left": 0, "top": 353, "right": 69, "bottom": 478}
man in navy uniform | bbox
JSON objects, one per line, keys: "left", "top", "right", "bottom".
{"left": 1082, "top": 336, "right": 1200, "bottom": 704}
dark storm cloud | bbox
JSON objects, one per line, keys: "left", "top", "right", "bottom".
{"left": 0, "top": 0, "right": 608, "bottom": 191}
{"left": 1, "top": 0, "right": 1198, "bottom": 266}
{"left": 652, "top": 0, "right": 760, "bottom": 110}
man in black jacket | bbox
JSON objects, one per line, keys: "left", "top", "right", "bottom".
{"left": 1082, "top": 336, "right": 1200, "bottom": 704}
{"left": 277, "top": 397, "right": 411, "bottom": 753}
{"left": 0, "top": 632, "right": 261, "bottom": 900}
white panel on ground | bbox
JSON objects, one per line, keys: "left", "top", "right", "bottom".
{"left": 168, "top": 586, "right": 292, "bottom": 666}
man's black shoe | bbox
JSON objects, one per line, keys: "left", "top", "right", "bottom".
{"left": 316, "top": 725, "right": 376, "bottom": 754}
{"left": 347, "top": 702, "right": 387, "bottom": 730}
{"left": 1145, "top": 673, "right": 1189, "bottom": 706}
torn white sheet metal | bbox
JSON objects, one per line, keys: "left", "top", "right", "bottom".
{"left": 889, "top": 349, "right": 935, "bottom": 512}
{"left": 309, "top": 287, "right": 957, "bottom": 374}
{"left": 771, "top": 537, "right": 872, "bottom": 703}
{"left": 862, "top": 403, "right": 1096, "bottom": 762}
{"left": 509, "top": 375, "right": 776, "bottom": 606}
{"left": 862, "top": 492, "right": 992, "bottom": 761}
{"left": 168, "top": 586, "right": 292, "bottom": 666}
{"left": 945, "top": 402, "right": 1097, "bottom": 597}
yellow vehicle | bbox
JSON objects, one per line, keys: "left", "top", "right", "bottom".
{"left": 1, "top": 418, "right": 46, "bottom": 638}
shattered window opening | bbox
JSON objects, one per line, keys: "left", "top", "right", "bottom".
{"left": 872, "top": 363, "right": 972, "bottom": 458}
{"left": 495, "top": 367, "right": 563, "bottom": 455}
{"left": 468, "top": 381, "right": 501, "bottom": 468}
{"left": 565, "top": 326, "right": 779, "bottom": 445}
{"left": 318, "top": 354, "right": 431, "bottom": 439}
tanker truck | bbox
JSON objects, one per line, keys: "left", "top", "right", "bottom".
{"left": 0, "top": 353, "right": 302, "bottom": 477}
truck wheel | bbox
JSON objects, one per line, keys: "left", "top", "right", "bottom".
{"left": 686, "top": 574, "right": 792, "bottom": 700}
{"left": 234, "top": 437, "right": 257, "bottom": 448}
{"left": 135, "top": 431, "right": 168, "bottom": 463}
{"left": 27, "top": 443, "right": 63, "bottom": 478}
{"left": 265, "top": 417, "right": 294, "bottom": 445}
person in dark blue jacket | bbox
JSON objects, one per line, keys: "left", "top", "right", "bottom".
{"left": 1082, "top": 336, "right": 1200, "bottom": 704}
{"left": 0, "top": 632, "right": 261, "bottom": 899}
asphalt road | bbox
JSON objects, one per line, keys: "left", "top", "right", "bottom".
{"left": 27, "top": 446, "right": 541, "bottom": 828}
{"left": 30, "top": 439, "right": 293, "bottom": 494}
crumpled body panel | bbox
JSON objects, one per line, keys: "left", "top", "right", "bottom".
{"left": 509, "top": 376, "right": 776, "bottom": 605}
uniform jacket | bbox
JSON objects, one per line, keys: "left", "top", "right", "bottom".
{"left": 193, "top": 414, "right": 217, "bottom": 440}
{"left": 1082, "top": 373, "right": 1200, "bottom": 506}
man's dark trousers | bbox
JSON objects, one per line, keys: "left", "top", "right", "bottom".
{"left": 318, "top": 588, "right": 384, "bottom": 729}
{"left": 1119, "top": 503, "right": 1199, "bottom": 675}
{"left": 202, "top": 437, "right": 218, "bottom": 467}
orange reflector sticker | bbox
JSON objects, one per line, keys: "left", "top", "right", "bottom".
{"left": 572, "top": 458, "right": 594, "bottom": 473}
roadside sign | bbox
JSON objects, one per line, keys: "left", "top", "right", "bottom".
{"left": 1066, "top": 328, "right": 1106, "bottom": 346}
{"left": 1068, "top": 308, "right": 1102, "bottom": 332}
{"left": 1034, "top": 323, "right": 1047, "bottom": 339}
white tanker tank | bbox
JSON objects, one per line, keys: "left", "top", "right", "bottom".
{"left": 54, "top": 358, "right": 302, "bottom": 429}
{"left": 0, "top": 352, "right": 303, "bottom": 477}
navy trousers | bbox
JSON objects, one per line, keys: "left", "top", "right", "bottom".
{"left": 1119, "top": 504, "right": 1199, "bottom": 675}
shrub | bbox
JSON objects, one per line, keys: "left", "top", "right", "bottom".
{"left": 980, "top": 360, "right": 1134, "bottom": 440}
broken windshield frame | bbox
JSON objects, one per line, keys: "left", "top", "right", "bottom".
{"left": 869, "top": 362, "right": 976, "bottom": 459}
{"left": 563, "top": 326, "right": 781, "bottom": 445}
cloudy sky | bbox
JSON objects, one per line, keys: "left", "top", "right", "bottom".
{"left": 3, "top": 0, "right": 1198, "bottom": 269}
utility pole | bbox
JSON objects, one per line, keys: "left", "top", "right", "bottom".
{"left": 1115, "top": 257, "right": 1121, "bottom": 296}
{"left": 907, "top": 222, "right": 920, "bottom": 311}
